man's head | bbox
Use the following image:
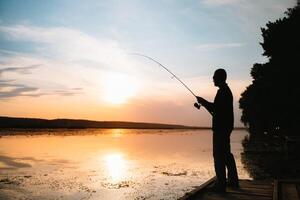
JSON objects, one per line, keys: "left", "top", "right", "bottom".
{"left": 213, "top": 68, "right": 227, "bottom": 87}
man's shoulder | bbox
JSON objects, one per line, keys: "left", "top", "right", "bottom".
{"left": 217, "top": 84, "right": 233, "bottom": 99}
{"left": 219, "top": 84, "right": 232, "bottom": 93}
{"left": 225, "top": 84, "right": 233, "bottom": 94}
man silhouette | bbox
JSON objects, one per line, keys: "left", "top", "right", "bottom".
{"left": 195, "top": 68, "right": 239, "bottom": 193}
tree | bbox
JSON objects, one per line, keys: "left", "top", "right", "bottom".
{"left": 239, "top": 1, "right": 300, "bottom": 136}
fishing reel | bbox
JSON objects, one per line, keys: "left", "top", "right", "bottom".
{"left": 194, "top": 103, "right": 201, "bottom": 110}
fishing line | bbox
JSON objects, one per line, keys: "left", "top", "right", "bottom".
{"left": 130, "top": 53, "right": 197, "bottom": 98}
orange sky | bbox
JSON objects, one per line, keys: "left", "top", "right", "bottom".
{"left": 0, "top": 0, "right": 294, "bottom": 126}
{"left": 0, "top": 73, "right": 249, "bottom": 126}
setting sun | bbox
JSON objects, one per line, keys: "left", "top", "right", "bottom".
{"left": 103, "top": 74, "right": 139, "bottom": 104}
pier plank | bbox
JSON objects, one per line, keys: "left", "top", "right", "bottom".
{"left": 179, "top": 178, "right": 273, "bottom": 200}
{"left": 281, "top": 183, "right": 299, "bottom": 200}
{"left": 179, "top": 178, "right": 300, "bottom": 200}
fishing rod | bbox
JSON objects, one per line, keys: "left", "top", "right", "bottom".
{"left": 131, "top": 53, "right": 197, "bottom": 97}
{"left": 131, "top": 53, "right": 201, "bottom": 109}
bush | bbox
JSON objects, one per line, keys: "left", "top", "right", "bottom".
{"left": 239, "top": 1, "right": 300, "bottom": 136}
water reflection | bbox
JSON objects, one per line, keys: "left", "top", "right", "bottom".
{"left": 103, "top": 153, "right": 127, "bottom": 181}
{"left": 0, "top": 129, "right": 250, "bottom": 200}
{"left": 0, "top": 155, "right": 32, "bottom": 169}
{"left": 111, "top": 129, "right": 124, "bottom": 138}
{"left": 241, "top": 136, "right": 300, "bottom": 179}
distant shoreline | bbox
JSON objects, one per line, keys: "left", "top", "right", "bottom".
{"left": 0, "top": 116, "right": 246, "bottom": 130}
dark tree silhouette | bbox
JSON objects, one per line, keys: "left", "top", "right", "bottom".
{"left": 239, "top": 1, "right": 300, "bottom": 137}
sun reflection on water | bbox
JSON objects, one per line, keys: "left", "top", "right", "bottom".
{"left": 104, "top": 153, "right": 127, "bottom": 181}
{"left": 111, "top": 129, "right": 124, "bottom": 138}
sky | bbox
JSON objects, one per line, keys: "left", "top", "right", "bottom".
{"left": 0, "top": 0, "right": 296, "bottom": 126}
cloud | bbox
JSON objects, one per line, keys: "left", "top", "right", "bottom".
{"left": 0, "top": 25, "right": 136, "bottom": 73}
{"left": 53, "top": 88, "right": 83, "bottom": 96}
{"left": 0, "top": 25, "right": 105, "bottom": 100}
{"left": 0, "top": 78, "right": 83, "bottom": 99}
{"left": 195, "top": 42, "right": 244, "bottom": 51}
{"left": 0, "top": 81, "right": 40, "bottom": 99}
{"left": 0, "top": 24, "right": 146, "bottom": 101}
{"left": 0, "top": 65, "right": 41, "bottom": 99}
{"left": 0, "top": 65, "right": 40, "bottom": 76}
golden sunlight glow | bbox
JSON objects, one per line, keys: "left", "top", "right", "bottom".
{"left": 104, "top": 153, "right": 127, "bottom": 181}
{"left": 111, "top": 129, "right": 124, "bottom": 138}
{"left": 103, "top": 74, "right": 139, "bottom": 104}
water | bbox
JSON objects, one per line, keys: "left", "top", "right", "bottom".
{"left": 0, "top": 129, "right": 250, "bottom": 200}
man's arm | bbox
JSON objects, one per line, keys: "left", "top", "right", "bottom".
{"left": 196, "top": 96, "right": 214, "bottom": 115}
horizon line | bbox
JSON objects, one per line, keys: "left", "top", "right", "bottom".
{"left": 0, "top": 115, "right": 247, "bottom": 129}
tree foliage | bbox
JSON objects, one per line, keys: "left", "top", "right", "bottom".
{"left": 239, "top": 1, "right": 300, "bottom": 136}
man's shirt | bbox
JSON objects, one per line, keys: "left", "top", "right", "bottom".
{"left": 212, "top": 84, "right": 234, "bottom": 133}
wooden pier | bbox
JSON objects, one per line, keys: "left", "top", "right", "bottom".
{"left": 179, "top": 177, "right": 300, "bottom": 200}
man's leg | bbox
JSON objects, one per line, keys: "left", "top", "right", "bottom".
{"left": 213, "top": 132, "right": 226, "bottom": 190}
{"left": 224, "top": 134, "right": 239, "bottom": 186}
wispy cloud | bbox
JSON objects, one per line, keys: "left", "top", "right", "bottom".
{"left": 0, "top": 25, "right": 136, "bottom": 73}
{"left": 0, "top": 24, "right": 144, "bottom": 99}
{"left": 0, "top": 80, "right": 40, "bottom": 99}
{"left": 0, "top": 79, "right": 83, "bottom": 99}
{"left": 0, "top": 24, "right": 137, "bottom": 100}
{"left": 0, "top": 65, "right": 41, "bottom": 99}
{"left": 0, "top": 65, "right": 40, "bottom": 76}
{"left": 0, "top": 63, "right": 83, "bottom": 99}
{"left": 53, "top": 88, "right": 83, "bottom": 96}
{"left": 195, "top": 42, "right": 244, "bottom": 51}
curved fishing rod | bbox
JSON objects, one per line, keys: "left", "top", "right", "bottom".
{"left": 131, "top": 53, "right": 197, "bottom": 98}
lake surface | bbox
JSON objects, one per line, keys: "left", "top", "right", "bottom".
{"left": 0, "top": 129, "right": 250, "bottom": 200}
